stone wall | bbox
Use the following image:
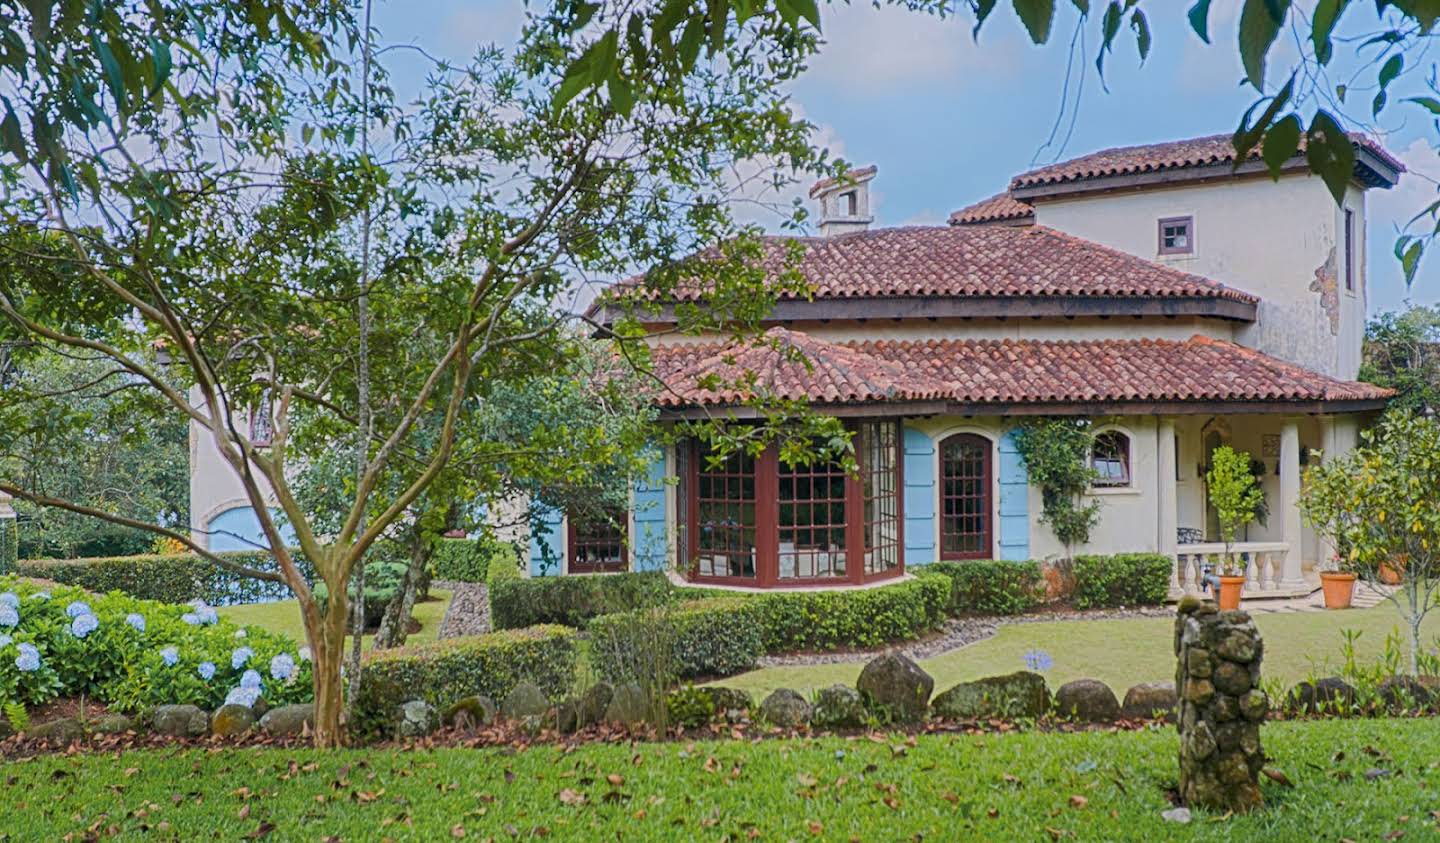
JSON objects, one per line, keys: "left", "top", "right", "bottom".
{"left": 1174, "top": 597, "right": 1268, "bottom": 812}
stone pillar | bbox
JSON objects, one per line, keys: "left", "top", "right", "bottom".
{"left": 1157, "top": 418, "right": 1178, "bottom": 560}
{"left": 1278, "top": 418, "right": 1305, "bottom": 589}
{"left": 1175, "top": 597, "right": 1267, "bottom": 812}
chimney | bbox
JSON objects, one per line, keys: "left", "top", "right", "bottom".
{"left": 808, "top": 165, "right": 876, "bottom": 237}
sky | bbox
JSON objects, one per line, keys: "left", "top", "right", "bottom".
{"left": 371, "top": 0, "right": 1440, "bottom": 317}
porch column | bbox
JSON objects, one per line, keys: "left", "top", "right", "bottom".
{"left": 1156, "top": 417, "right": 1177, "bottom": 559}
{"left": 1278, "top": 417, "right": 1306, "bottom": 590}
{"left": 1315, "top": 416, "right": 1336, "bottom": 568}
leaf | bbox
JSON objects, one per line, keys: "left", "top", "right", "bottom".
{"left": 1398, "top": 237, "right": 1423, "bottom": 286}
{"left": 1069, "top": 794, "right": 1089, "bottom": 807}
{"left": 589, "top": 30, "right": 619, "bottom": 86}
{"left": 606, "top": 73, "right": 635, "bottom": 117}
{"left": 1408, "top": 96, "right": 1440, "bottom": 115}
{"left": 1130, "top": 9, "right": 1151, "bottom": 62}
{"left": 94, "top": 35, "right": 128, "bottom": 111}
{"left": 1232, "top": 74, "right": 1294, "bottom": 165}
{"left": 1305, "top": 109, "right": 1356, "bottom": 205}
{"left": 1096, "top": 2, "right": 1123, "bottom": 77}
{"left": 147, "top": 36, "right": 172, "bottom": 97}
{"left": 972, "top": 0, "right": 998, "bottom": 39}
{"left": 1312, "top": 0, "right": 1348, "bottom": 65}
{"left": 0, "top": 97, "right": 26, "bottom": 163}
{"left": 1261, "top": 114, "right": 1302, "bottom": 178}
{"left": 1013, "top": 0, "right": 1056, "bottom": 44}
{"left": 1187, "top": 0, "right": 1212, "bottom": 43}
{"left": 1238, "top": 0, "right": 1290, "bottom": 90}
{"left": 1262, "top": 767, "right": 1294, "bottom": 787}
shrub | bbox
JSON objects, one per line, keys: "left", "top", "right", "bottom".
{"left": 489, "top": 570, "right": 673, "bottom": 629}
{"left": 431, "top": 538, "right": 519, "bottom": 584}
{"left": 751, "top": 576, "right": 949, "bottom": 653}
{"left": 352, "top": 625, "right": 577, "bottom": 736}
{"left": 1071, "top": 553, "right": 1172, "bottom": 609}
{"left": 313, "top": 558, "right": 409, "bottom": 629}
{"left": 0, "top": 575, "right": 310, "bottom": 713}
{"left": 590, "top": 598, "right": 764, "bottom": 682}
{"left": 924, "top": 560, "right": 1044, "bottom": 616}
{"left": 14, "top": 551, "right": 314, "bottom": 606}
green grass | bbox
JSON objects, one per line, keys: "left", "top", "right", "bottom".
{"left": 217, "top": 589, "right": 452, "bottom": 651}
{"left": 2, "top": 719, "right": 1437, "bottom": 840}
{"left": 720, "top": 603, "right": 1440, "bottom": 700}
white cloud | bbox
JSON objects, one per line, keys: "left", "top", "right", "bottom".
{"left": 1369, "top": 138, "right": 1440, "bottom": 240}
{"left": 727, "top": 104, "right": 858, "bottom": 234}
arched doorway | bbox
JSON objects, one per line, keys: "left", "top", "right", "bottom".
{"left": 940, "top": 433, "right": 993, "bottom": 560}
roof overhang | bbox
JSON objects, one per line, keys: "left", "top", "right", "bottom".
{"left": 658, "top": 397, "right": 1391, "bottom": 420}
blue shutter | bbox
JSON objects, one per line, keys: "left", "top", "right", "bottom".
{"left": 528, "top": 503, "right": 565, "bottom": 577}
{"left": 997, "top": 430, "right": 1030, "bottom": 560}
{"left": 631, "top": 446, "right": 669, "bottom": 572}
{"left": 902, "top": 425, "right": 937, "bottom": 566}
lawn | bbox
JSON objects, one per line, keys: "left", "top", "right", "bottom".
{"left": 2, "top": 719, "right": 1437, "bottom": 840}
{"left": 719, "top": 603, "right": 1440, "bottom": 701}
{"left": 218, "top": 589, "right": 452, "bottom": 651}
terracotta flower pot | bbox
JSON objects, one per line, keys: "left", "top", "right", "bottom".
{"left": 1379, "top": 562, "right": 1403, "bottom": 586}
{"left": 1319, "top": 572, "right": 1356, "bottom": 609}
{"left": 1216, "top": 575, "right": 1247, "bottom": 610}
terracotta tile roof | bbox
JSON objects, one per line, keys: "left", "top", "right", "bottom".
{"left": 948, "top": 191, "right": 1034, "bottom": 226}
{"left": 650, "top": 331, "right": 1391, "bottom": 409}
{"left": 1011, "top": 132, "right": 1404, "bottom": 191}
{"left": 609, "top": 225, "right": 1257, "bottom": 305}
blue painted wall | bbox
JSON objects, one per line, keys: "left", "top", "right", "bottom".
{"left": 528, "top": 503, "right": 565, "bottom": 576}
{"left": 902, "top": 425, "right": 937, "bottom": 566}
{"left": 631, "top": 447, "right": 669, "bottom": 572}
{"left": 997, "top": 430, "right": 1031, "bottom": 561}
{"left": 207, "top": 506, "right": 296, "bottom": 553}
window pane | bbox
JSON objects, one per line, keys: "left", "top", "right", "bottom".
{"left": 694, "top": 442, "right": 757, "bottom": 579}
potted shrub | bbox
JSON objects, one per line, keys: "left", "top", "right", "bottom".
{"left": 1207, "top": 445, "right": 1264, "bottom": 611}
{"left": 1318, "top": 555, "right": 1357, "bottom": 610}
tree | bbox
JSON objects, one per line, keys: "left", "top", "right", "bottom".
{"left": 1207, "top": 445, "right": 1264, "bottom": 575}
{"left": 1362, "top": 306, "right": 1440, "bottom": 417}
{"left": 0, "top": 0, "right": 834, "bottom": 745}
{"left": 1301, "top": 410, "right": 1440, "bottom": 676}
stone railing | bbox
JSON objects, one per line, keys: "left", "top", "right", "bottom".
{"left": 1171, "top": 542, "right": 1289, "bottom": 598}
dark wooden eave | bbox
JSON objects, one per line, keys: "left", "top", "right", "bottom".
{"left": 658, "top": 396, "right": 1390, "bottom": 420}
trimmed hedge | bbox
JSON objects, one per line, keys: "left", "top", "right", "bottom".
{"left": 922, "top": 560, "right": 1045, "bottom": 616}
{"left": 353, "top": 624, "right": 578, "bottom": 736}
{"left": 1071, "top": 553, "right": 1172, "bottom": 609}
{"left": 431, "top": 538, "right": 519, "bottom": 584}
{"left": 752, "top": 576, "right": 949, "bottom": 653}
{"left": 14, "top": 551, "right": 314, "bottom": 606}
{"left": 589, "top": 598, "right": 765, "bottom": 681}
{"left": 489, "top": 570, "right": 673, "bottom": 630}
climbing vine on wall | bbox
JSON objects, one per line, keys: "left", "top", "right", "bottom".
{"left": 1011, "top": 418, "right": 1102, "bottom": 557}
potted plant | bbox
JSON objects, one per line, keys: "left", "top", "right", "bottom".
{"left": 1207, "top": 445, "right": 1264, "bottom": 610}
{"left": 1318, "top": 555, "right": 1357, "bottom": 609}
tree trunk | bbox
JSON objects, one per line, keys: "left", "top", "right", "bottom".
{"left": 1406, "top": 581, "right": 1421, "bottom": 677}
{"left": 299, "top": 575, "right": 350, "bottom": 748}
{"left": 375, "top": 538, "right": 429, "bottom": 649}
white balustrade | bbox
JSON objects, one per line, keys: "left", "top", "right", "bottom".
{"left": 1171, "top": 542, "right": 1290, "bottom": 599}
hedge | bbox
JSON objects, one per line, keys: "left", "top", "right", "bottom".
{"left": 588, "top": 598, "right": 765, "bottom": 682}
{"left": 751, "top": 576, "right": 949, "bottom": 653}
{"left": 488, "top": 570, "right": 673, "bottom": 629}
{"left": 14, "top": 551, "right": 315, "bottom": 606}
{"left": 921, "top": 560, "right": 1045, "bottom": 616}
{"left": 352, "top": 624, "right": 578, "bottom": 736}
{"left": 430, "top": 538, "right": 519, "bottom": 584}
{"left": 1071, "top": 553, "right": 1172, "bottom": 609}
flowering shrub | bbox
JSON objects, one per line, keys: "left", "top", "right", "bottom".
{"left": 0, "top": 576, "right": 311, "bottom": 713}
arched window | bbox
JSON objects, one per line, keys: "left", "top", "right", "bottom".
{"left": 940, "top": 433, "right": 992, "bottom": 560}
{"left": 1091, "top": 430, "right": 1131, "bottom": 487}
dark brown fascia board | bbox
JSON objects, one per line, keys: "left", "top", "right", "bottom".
{"left": 658, "top": 397, "right": 1390, "bottom": 420}
{"left": 593, "top": 294, "right": 1257, "bottom": 327}
{"left": 1009, "top": 153, "right": 1399, "bottom": 202}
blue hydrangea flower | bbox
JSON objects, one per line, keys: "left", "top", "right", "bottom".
{"left": 197, "top": 661, "right": 216, "bottom": 681}
{"left": 1023, "top": 649, "right": 1054, "bottom": 672}
{"left": 225, "top": 686, "right": 261, "bottom": 708}
{"left": 197, "top": 607, "right": 218, "bottom": 625}
{"left": 15, "top": 642, "right": 40, "bottom": 672}
{"left": 270, "top": 653, "right": 296, "bottom": 681}
{"left": 0, "top": 633, "right": 11, "bottom": 648}
{"left": 0, "top": 605, "right": 17, "bottom": 628}
{"left": 0, "top": 592, "right": 18, "bottom": 609}
{"left": 160, "top": 646, "right": 179, "bottom": 667}
{"left": 181, "top": 612, "right": 201, "bottom": 625}
{"left": 240, "top": 669, "right": 263, "bottom": 690}
{"left": 298, "top": 646, "right": 312, "bottom": 662}
{"left": 234, "top": 629, "right": 247, "bottom": 639}
{"left": 231, "top": 647, "right": 254, "bottom": 669}
{"left": 70, "top": 613, "right": 99, "bottom": 638}
{"left": 29, "top": 591, "right": 49, "bottom": 601}
{"left": 125, "top": 613, "right": 146, "bottom": 632}
{"left": 65, "top": 600, "right": 93, "bottom": 619}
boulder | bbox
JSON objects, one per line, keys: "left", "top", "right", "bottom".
{"left": 856, "top": 654, "right": 934, "bottom": 724}
{"left": 500, "top": 682, "right": 549, "bottom": 721}
{"left": 398, "top": 700, "right": 439, "bottom": 738}
{"left": 1285, "top": 677, "right": 1356, "bottom": 715}
{"left": 811, "top": 685, "right": 867, "bottom": 730}
{"left": 152, "top": 704, "right": 209, "bottom": 738}
{"left": 258, "top": 703, "right": 314, "bottom": 737}
{"left": 1054, "top": 679, "right": 1121, "bottom": 723}
{"left": 580, "top": 682, "right": 615, "bottom": 725}
{"left": 931, "top": 671, "right": 1049, "bottom": 721}
{"left": 1212, "top": 661, "right": 1253, "bottom": 697}
{"left": 604, "top": 682, "right": 651, "bottom": 726}
{"left": 210, "top": 704, "right": 256, "bottom": 737}
{"left": 89, "top": 713, "right": 134, "bottom": 735}
{"left": 696, "top": 686, "right": 753, "bottom": 720}
{"left": 1378, "top": 676, "right": 1439, "bottom": 713}
{"left": 758, "top": 688, "right": 812, "bottom": 729}
{"left": 27, "top": 717, "right": 83, "bottom": 743}
{"left": 1120, "top": 681, "right": 1178, "bottom": 722}
{"left": 443, "top": 695, "right": 497, "bottom": 729}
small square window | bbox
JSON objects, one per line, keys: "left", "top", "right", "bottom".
{"left": 1158, "top": 216, "right": 1194, "bottom": 255}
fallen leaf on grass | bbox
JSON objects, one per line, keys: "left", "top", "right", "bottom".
{"left": 450, "top": 823, "right": 466, "bottom": 838}
{"left": 557, "top": 788, "right": 587, "bottom": 806}
{"left": 1068, "top": 795, "right": 1088, "bottom": 809}
{"left": 1262, "top": 768, "right": 1294, "bottom": 787}
{"left": 807, "top": 821, "right": 823, "bottom": 835}
{"left": 242, "top": 822, "right": 275, "bottom": 839}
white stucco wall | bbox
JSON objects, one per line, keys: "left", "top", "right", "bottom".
{"left": 188, "top": 387, "right": 278, "bottom": 551}
{"left": 1032, "top": 173, "right": 1368, "bottom": 379}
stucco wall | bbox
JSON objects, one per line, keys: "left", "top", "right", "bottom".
{"left": 1032, "top": 173, "right": 1367, "bottom": 379}
{"left": 189, "top": 387, "right": 279, "bottom": 551}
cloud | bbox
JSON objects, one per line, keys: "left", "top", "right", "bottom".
{"left": 727, "top": 104, "right": 857, "bottom": 233}
{"left": 1368, "top": 138, "right": 1440, "bottom": 240}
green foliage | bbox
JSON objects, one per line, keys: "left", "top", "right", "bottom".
{"left": 1361, "top": 306, "right": 1440, "bottom": 417}
{"left": 665, "top": 684, "right": 718, "bottom": 729}
{"left": 488, "top": 571, "right": 673, "bottom": 630}
{"left": 922, "top": 560, "right": 1045, "bottom": 616}
{"left": 14, "top": 552, "right": 311, "bottom": 606}
{"left": 430, "top": 538, "right": 518, "bottom": 584}
{"left": 2, "top": 701, "right": 27, "bottom": 733}
{"left": 1207, "top": 445, "right": 1264, "bottom": 569}
{"left": 750, "top": 576, "right": 949, "bottom": 653}
{"left": 352, "top": 625, "right": 577, "bottom": 737}
{"left": 590, "top": 599, "right": 764, "bottom": 682}
{"left": 1071, "top": 553, "right": 1172, "bottom": 609}
{"left": 0, "top": 575, "right": 309, "bottom": 713}
{"left": 0, "top": 516, "right": 15, "bottom": 573}
{"left": 313, "top": 558, "right": 408, "bottom": 628}
{"left": 1010, "top": 419, "right": 1102, "bottom": 554}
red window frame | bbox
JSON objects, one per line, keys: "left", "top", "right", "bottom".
{"left": 940, "top": 433, "right": 992, "bottom": 561}
{"left": 567, "top": 509, "right": 628, "bottom": 574}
